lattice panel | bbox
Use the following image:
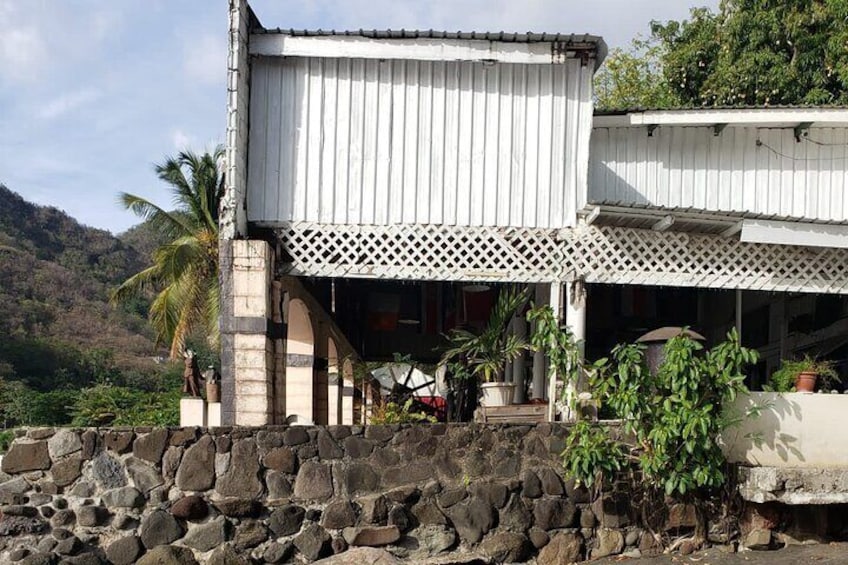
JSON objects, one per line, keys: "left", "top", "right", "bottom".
{"left": 276, "top": 222, "right": 848, "bottom": 294}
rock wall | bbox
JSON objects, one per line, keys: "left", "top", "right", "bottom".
{"left": 0, "top": 424, "right": 655, "bottom": 564}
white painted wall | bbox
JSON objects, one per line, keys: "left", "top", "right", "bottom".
{"left": 247, "top": 56, "right": 594, "bottom": 229}
{"left": 590, "top": 126, "right": 848, "bottom": 222}
{"left": 722, "top": 392, "right": 848, "bottom": 468}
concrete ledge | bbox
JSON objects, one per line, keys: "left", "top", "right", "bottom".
{"left": 738, "top": 466, "right": 848, "bottom": 505}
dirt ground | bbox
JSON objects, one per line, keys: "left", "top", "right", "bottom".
{"left": 593, "top": 543, "right": 848, "bottom": 564}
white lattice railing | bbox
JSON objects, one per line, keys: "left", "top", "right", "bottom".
{"left": 275, "top": 222, "right": 848, "bottom": 294}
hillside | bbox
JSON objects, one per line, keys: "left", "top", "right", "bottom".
{"left": 0, "top": 184, "right": 161, "bottom": 391}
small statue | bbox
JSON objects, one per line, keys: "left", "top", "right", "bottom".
{"left": 182, "top": 349, "right": 205, "bottom": 397}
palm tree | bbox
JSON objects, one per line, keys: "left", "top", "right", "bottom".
{"left": 112, "top": 147, "right": 224, "bottom": 358}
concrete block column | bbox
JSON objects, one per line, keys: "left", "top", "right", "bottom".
{"left": 221, "top": 239, "right": 274, "bottom": 426}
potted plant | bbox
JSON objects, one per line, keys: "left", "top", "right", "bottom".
{"left": 440, "top": 287, "right": 530, "bottom": 407}
{"left": 770, "top": 356, "right": 839, "bottom": 393}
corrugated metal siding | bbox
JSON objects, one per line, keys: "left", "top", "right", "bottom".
{"left": 589, "top": 126, "right": 848, "bottom": 222}
{"left": 247, "top": 56, "right": 593, "bottom": 228}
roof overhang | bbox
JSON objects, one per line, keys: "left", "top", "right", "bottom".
{"left": 581, "top": 204, "right": 848, "bottom": 248}
{"left": 249, "top": 32, "right": 605, "bottom": 67}
{"left": 594, "top": 108, "right": 848, "bottom": 129}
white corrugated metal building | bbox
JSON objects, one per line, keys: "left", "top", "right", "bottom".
{"left": 219, "top": 0, "right": 848, "bottom": 427}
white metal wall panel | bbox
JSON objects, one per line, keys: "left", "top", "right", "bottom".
{"left": 248, "top": 56, "right": 593, "bottom": 229}
{"left": 589, "top": 126, "right": 848, "bottom": 222}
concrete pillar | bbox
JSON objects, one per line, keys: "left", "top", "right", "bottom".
{"left": 341, "top": 360, "right": 354, "bottom": 425}
{"left": 547, "top": 282, "right": 563, "bottom": 421}
{"left": 226, "top": 240, "right": 274, "bottom": 426}
{"left": 327, "top": 339, "right": 340, "bottom": 425}
{"left": 562, "top": 279, "right": 587, "bottom": 422}
{"left": 532, "top": 284, "right": 549, "bottom": 400}
{"left": 271, "top": 281, "right": 285, "bottom": 423}
{"left": 512, "top": 315, "right": 528, "bottom": 404}
{"left": 285, "top": 299, "right": 315, "bottom": 423}
{"left": 180, "top": 398, "right": 206, "bottom": 427}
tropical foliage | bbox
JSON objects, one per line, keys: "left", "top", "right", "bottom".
{"left": 112, "top": 148, "right": 224, "bottom": 358}
{"left": 596, "top": 1, "right": 848, "bottom": 109}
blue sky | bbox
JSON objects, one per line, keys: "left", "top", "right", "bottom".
{"left": 0, "top": 0, "right": 717, "bottom": 234}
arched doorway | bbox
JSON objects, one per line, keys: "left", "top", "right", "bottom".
{"left": 285, "top": 299, "right": 314, "bottom": 423}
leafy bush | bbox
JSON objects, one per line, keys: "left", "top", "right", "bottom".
{"left": 0, "top": 429, "right": 15, "bottom": 453}
{"left": 0, "top": 379, "right": 77, "bottom": 426}
{"left": 371, "top": 398, "right": 437, "bottom": 425}
{"left": 71, "top": 382, "right": 180, "bottom": 427}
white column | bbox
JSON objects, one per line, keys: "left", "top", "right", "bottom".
{"left": 563, "top": 279, "right": 587, "bottom": 422}
{"left": 341, "top": 382, "right": 354, "bottom": 425}
{"left": 512, "top": 315, "right": 528, "bottom": 404}
{"left": 547, "top": 282, "right": 563, "bottom": 421}
{"left": 531, "top": 284, "right": 549, "bottom": 400}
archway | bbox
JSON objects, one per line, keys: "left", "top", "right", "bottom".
{"left": 327, "top": 338, "right": 341, "bottom": 425}
{"left": 285, "top": 298, "right": 314, "bottom": 423}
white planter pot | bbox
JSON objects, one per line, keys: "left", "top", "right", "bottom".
{"left": 480, "top": 382, "right": 515, "bottom": 407}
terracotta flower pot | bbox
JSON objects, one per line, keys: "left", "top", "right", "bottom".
{"left": 206, "top": 382, "right": 221, "bottom": 403}
{"left": 795, "top": 371, "right": 817, "bottom": 393}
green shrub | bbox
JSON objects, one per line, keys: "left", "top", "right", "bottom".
{"left": 371, "top": 398, "right": 437, "bottom": 424}
{"left": 0, "top": 429, "right": 15, "bottom": 453}
{"left": 71, "top": 382, "right": 180, "bottom": 427}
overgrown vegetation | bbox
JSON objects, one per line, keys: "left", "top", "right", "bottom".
{"left": 370, "top": 397, "right": 437, "bottom": 425}
{"left": 768, "top": 356, "right": 839, "bottom": 392}
{"left": 565, "top": 329, "right": 758, "bottom": 549}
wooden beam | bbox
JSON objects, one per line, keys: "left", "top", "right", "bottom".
{"left": 740, "top": 219, "right": 848, "bottom": 249}
{"left": 720, "top": 221, "right": 743, "bottom": 238}
{"left": 584, "top": 205, "right": 601, "bottom": 226}
{"left": 651, "top": 215, "right": 675, "bottom": 232}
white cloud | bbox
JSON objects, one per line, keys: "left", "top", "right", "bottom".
{"left": 171, "top": 128, "right": 195, "bottom": 150}
{"left": 38, "top": 88, "right": 102, "bottom": 120}
{"left": 183, "top": 33, "right": 227, "bottom": 86}
{"left": 0, "top": 1, "right": 48, "bottom": 84}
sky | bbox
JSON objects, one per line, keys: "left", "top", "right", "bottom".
{"left": 0, "top": 0, "right": 718, "bottom": 235}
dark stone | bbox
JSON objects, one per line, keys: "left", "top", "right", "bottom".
{"left": 234, "top": 519, "right": 268, "bottom": 549}
{"left": 51, "top": 509, "right": 76, "bottom": 528}
{"left": 343, "top": 436, "right": 374, "bottom": 458}
{"left": 322, "top": 500, "right": 356, "bottom": 529}
{"left": 407, "top": 524, "right": 456, "bottom": 556}
{"left": 216, "top": 439, "right": 262, "bottom": 499}
{"left": 266, "top": 470, "right": 293, "bottom": 499}
{"left": 480, "top": 532, "right": 531, "bottom": 563}
{"left": 139, "top": 509, "right": 184, "bottom": 548}
{"left": 491, "top": 448, "right": 521, "bottom": 478}
{"left": 214, "top": 498, "right": 261, "bottom": 518}
{"left": 294, "top": 461, "right": 334, "bottom": 501}
{"left": 500, "top": 494, "right": 533, "bottom": 531}
{"left": 27, "top": 428, "right": 54, "bottom": 440}
{"left": 40, "top": 506, "right": 55, "bottom": 518}
{"left": 411, "top": 500, "right": 447, "bottom": 526}
{"left": 358, "top": 494, "right": 388, "bottom": 525}
{"left": 76, "top": 505, "right": 110, "bottom": 527}
{"left": 215, "top": 436, "right": 231, "bottom": 453}
{"left": 105, "top": 536, "right": 143, "bottom": 565}
{"left": 101, "top": 487, "right": 144, "bottom": 509}
{"left": 388, "top": 504, "right": 412, "bottom": 532}
{"left": 0, "top": 513, "right": 48, "bottom": 536}
{"left": 372, "top": 447, "right": 400, "bottom": 467}
{"left": 331, "top": 536, "right": 348, "bottom": 554}
{"left": 51, "top": 456, "right": 83, "bottom": 488}
{"left": 529, "top": 527, "right": 550, "bottom": 549}
{"left": 69, "top": 481, "right": 96, "bottom": 498}
{"left": 593, "top": 528, "right": 625, "bottom": 558}
{"left": 80, "top": 431, "right": 100, "bottom": 460}
{"left": 136, "top": 545, "right": 198, "bottom": 565}
{"left": 1, "top": 505, "right": 38, "bottom": 517}
{"left": 206, "top": 544, "right": 249, "bottom": 565}
{"left": 2, "top": 441, "right": 51, "bottom": 473}
{"left": 364, "top": 426, "right": 394, "bottom": 443}
{"left": 537, "top": 468, "right": 565, "bottom": 496}
{"left": 53, "top": 527, "right": 75, "bottom": 540}
{"left": 317, "top": 430, "right": 344, "bottom": 459}
{"left": 437, "top": 486, "right": 467, "bottom": 508}
{"left": 294, "top": 523, "right": 332, "bottom": 561}
{"left": 538, "top": 532, "right": 583, "bottom": 565}
{"left": 256, "top": 430, "right": 285, "bottom": 449}
{"left": 175, "top": 435, "right": 215, "bottom": 492}
{"left": 170, "top": 495, "right": 209, "bottom": 521}
{"left": 470, "top": 482, "right": 509, "bottom": 509}
{"left": 132, "top": 429, "right": 168, "bottom": 464}
{"left": 37, "top": 537, "right": 57, "bottom": 553}
{"left": 263, "top": 541, "right": 294, "bottom": 563}
{"left": 284, "top": 427, "right": 309, "bottom": 446}
{"left": 125, "top": 457, "right": 163, "bottom": 494}
{"left": 162, "top": 447, "right": 183, "bottom": 479}
{"left": 269, "top": 504, "right": 306, "bottom": 536}
{"left": 169, "top": 428, "right": 198, "bottom": 447}
{"left": 343, "top": 463, "right": 379, "bottom": 495}
{"left": 305, "top": 508, "right": 322, "bottom": 522}
{"left": 17, "top": 552, "right": 55, "bottom": 565}
{"left": 55, "top": 535, "right": 81, "bottom": 555}
{"left": 464, "top": 450, "right": 491, "bottom": 476}
{"left": 386, "top": 485, "right": 420, "bottom": 505}
{"left": 445, "top": 497, "right": 495, "bottom": 544}
{"left": 342, "top": 525, "right": 401, "bottom": 547}
{"left": 432, "top": 449, "right": 461, "bottom": 478}
{"left": 9, "top": 548, "right": 29, "bottom": 562}
{"left": 564, "top": 477, "right": 591, "bottom": 504}
{"left": 264, "top": 447, "right": 297, "bottom": 473}
{"left": 534, "top": 498, "right": 577, "bottom": 530}
{"left": 90, "top": 453, "right": 127, "bottom": 490}
{"left": 183, "top": 516, "right": 229, "bottom": 552}
{"left": 328, "top": 426, "right": 352, "bottom": 441}
{"left": 591, "top": 492, "right": 631, "bottom": 528}
{"left": 579, "top": 506, "right": 597, "bottom": 528}
{"left": 103, "top": 431, "right": 134, "bottom": 454}
{"left": 521, "top": 470, "right": 542, "bottom": 498}
{"left": 54, "top": 497, "right": 68, "bottom": 509}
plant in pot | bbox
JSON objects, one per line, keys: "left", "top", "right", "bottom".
{"left": 770, "top": 356, "right": 839, "bottom": 393}
{"left": 440, "top": 287, "right": 530, "bottom": 407}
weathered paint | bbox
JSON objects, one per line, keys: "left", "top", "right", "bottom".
{"left": 247, "top": 56, "right": 594, "bottom": 229}
{"left": 590, "top": 126, "right": 848, "bottom": 222}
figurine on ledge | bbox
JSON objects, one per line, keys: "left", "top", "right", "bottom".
{"left": 182, "top": 349, "right": 205, "bottom": 397}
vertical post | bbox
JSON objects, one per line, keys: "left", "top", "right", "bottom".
{"left": 512, "top": 314, "right": 528, "bottom": 404}
{"left": 563, "top": 279, "right": 587, "bottom": 422}
{"left": 547, "top": 282, "right": 563, "bottom": 422}
{"left": 735, "top": 290, "right": 743, "bottom": 337}
{"left": 271, "top": 281, "right": 286, "bottom": 424}
{"left": 313, "top": 326, "right": 329, "bottom": 425}
{"left": 532, "top": 284, "right": 549, "bottom": 400}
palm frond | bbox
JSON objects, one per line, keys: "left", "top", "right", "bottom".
{"left": 119, "top": 192, "right": 193, "bottom": 239}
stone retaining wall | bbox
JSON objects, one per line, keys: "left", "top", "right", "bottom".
{"left": 0, "top": 424, "right": 660, "bottom": 564}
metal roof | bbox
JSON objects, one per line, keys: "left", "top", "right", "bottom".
{"left": 596, "top": 105, "right": 848, "bottom": 116}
